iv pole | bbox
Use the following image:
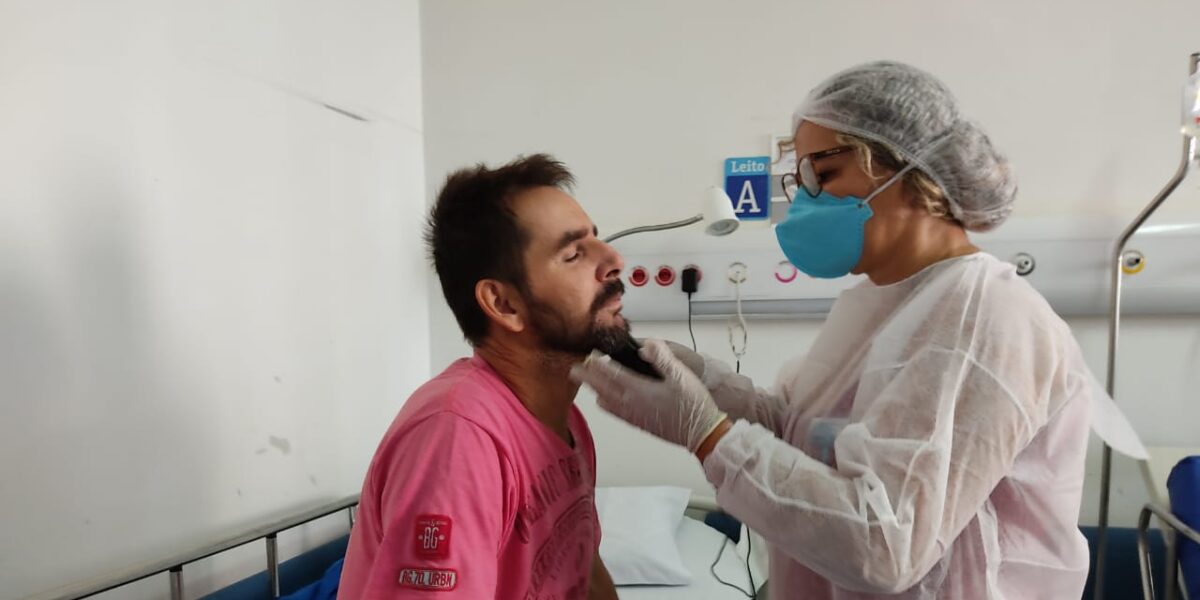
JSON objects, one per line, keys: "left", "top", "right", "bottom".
{"left": 1093, "top": 51, "right": 1200, "bottom": 600}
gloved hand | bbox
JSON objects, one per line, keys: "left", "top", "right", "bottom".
{"left": 571, "top": 339, "right": 728, "bottom": 453}
{"left": 657, "top": 340, "right": 770, "bottom": 429}
{"left": 662, "top": 339, "right": 706, "bottom": 378}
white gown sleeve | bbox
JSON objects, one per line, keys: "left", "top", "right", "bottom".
{"left": 698, "top": 353, "right": 792, "bottom": 438}
{"left": 702, "top": 345, "right": 1044, "bottom": 594}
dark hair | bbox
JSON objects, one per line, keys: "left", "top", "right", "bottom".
{"left": 424, "top": 154, "right": 575, "bottom": 346}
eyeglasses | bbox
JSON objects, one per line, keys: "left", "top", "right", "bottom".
{"left": 780, "top": 145, "right": 854, "bottom": 201}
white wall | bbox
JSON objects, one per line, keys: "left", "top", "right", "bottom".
{"left": 422, "top": 0, "right": 1200, "bottom": 530}
{"left": 0, "top": 1, "right": 427, "bottom": 598}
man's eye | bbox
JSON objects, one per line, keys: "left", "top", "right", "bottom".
{"left": 565, "top": 252, "right": 581, "bottom": 263}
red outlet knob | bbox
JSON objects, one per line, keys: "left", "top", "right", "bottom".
{"left": 655, "top": 266, "right": 676, "bottom": 286}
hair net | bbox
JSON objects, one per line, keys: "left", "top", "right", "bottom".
{"left": 792, "top": 61, "right": 1016, "bottom": 232}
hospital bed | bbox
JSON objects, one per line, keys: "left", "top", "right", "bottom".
{"left": 225, "top": 491, "right": 768, "bottom": 600}
{"left": 26, "top": 491, "right": 765, "bottom": 600}
{"left": 26, "top": 485, "right": 1189, "bottom": 599}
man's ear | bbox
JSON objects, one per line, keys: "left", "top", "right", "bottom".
{"left": 476, "top": 279, "right": 527, "bottom": 335}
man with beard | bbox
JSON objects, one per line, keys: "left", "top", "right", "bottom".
{"left": 340, "top": 155, "right": 623, "bottom": 599}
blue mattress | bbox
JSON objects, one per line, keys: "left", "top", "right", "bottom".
{"left": 1168, "top": 455, "right": 1200, "bottom": 598}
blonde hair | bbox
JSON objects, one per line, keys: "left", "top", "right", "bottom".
{"left": 834, "top": 133, "right": 956, "bottom": 223}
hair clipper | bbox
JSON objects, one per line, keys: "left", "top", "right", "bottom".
{"left": 607, "top": 338, "right": 664, "bottom": 380}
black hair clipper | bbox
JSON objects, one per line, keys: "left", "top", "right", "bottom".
{"left": 607, "top": 337, "right": 663, "bottom": 380}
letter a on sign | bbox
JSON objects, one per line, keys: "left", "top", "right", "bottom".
{"left": 723, "top": 156, "right": 770, "bottom": 220}
{"left": 734, "top": 180, "right": 760, "bottom": 214}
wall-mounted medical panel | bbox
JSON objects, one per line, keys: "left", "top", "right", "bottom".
{"left": 612, "top": 219, "right": 1200, "bottom": 321}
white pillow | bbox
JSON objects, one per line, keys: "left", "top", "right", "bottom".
{"left": 617, "top": 517, "right": 764, "bottom": 600}
{"left": 595, "top": 485, "right": 693, "bottom": 585}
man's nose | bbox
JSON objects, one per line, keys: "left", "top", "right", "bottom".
{"left": 597, "top": 240, "right": 624, "bottom": 282}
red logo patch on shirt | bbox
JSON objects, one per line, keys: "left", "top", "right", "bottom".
{"left": 414, "top": 514, "right": 452, "bottom": 559}
{"left": 398, "top": 567, "right": 458, "bottom": 591}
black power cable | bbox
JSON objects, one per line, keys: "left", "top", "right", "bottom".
{"left": 709, "top": 527, "right": 758, "bottom": 599}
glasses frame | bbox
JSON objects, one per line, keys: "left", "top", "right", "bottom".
{"left": 780, "top": 145, "right": 855, "bottom": 201}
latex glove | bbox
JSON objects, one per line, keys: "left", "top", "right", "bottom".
{"left": 633, "top": 338, "right": 705, "bottom": 378}
{"left": 658, "top": 340, "right": 782, "bottom": 432}
{"left": 571, "top": 339, "right": 727, "bottom": 452}
{"left": 662, "top": 339, "right": 706, "bottom": 378}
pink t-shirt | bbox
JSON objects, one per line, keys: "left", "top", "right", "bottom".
{"left": 340, "top": 355, "right": 600, "bottom": 599}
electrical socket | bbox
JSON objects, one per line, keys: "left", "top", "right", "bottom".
{"left": 727, "top": 262, "right": 748, "bottom": 283}
{"left": 681, "top": 266, "right": 699, "bottom": 294}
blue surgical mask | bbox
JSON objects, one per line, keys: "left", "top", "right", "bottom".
{"left": 774, "top": 164, "right": 914, "bottom": 279}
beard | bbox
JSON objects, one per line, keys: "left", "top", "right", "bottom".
{"left": 525, "top": 278, "right": 633, "bottom": 357}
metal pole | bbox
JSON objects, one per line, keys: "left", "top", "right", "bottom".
{"left": 266, "top": 534, "right": 281, "bottom": 598}
{"left": 1138, "top": 506, "right": 1157, "bottom": 600}
{"left": 1163, "top": 528, "right": 1180, "bottom": 600}
{"left": 1095, "top": 51, "right": 1200, "bottom": 600}
{"left": 168, "top": 567, "right": 184, "bottom": 600}
{"left": 1097, "top": 443, "right": 1114, "bottom": 599}
{"left": 348, "top": 506, "right": 357, "bottom": 528}
{"left": 603, "top": 214, "right": 702, "bottom": 243}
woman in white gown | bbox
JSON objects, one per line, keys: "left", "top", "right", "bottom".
{"left": 571, "top": 61, "right": 1146, "bottom": 599}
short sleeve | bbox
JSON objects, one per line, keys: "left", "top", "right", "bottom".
{"left": 357, "top": 413, "right": 511, "bottom": 598}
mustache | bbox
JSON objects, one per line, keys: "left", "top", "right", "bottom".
{"left": 590, "top": 279, "right": 626, "bottom": 313}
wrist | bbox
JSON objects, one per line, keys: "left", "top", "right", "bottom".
{"left": 694, "top": 417, "right": 732, "bottom": 463}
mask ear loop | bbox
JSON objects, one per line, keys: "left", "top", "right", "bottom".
{"left": 858, "top": 162, "right": 918, "bottom": 209}
{"left": 855, "top": 130, "right": 954, "bottom": 209}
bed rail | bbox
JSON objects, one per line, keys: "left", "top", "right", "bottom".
{"left": 1138, "top": 502, "right": 1200, "bottom": 600}
{"left": 26, "top": 495, "right": 360, "bottom": 600}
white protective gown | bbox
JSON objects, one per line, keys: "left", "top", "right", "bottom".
{"left": 699, "top": 252, "right": 1146, "bottom": 599}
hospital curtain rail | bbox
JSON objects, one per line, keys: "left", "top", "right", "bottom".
{"left": 24, "top": 495, "right": 360, "bottom": 600}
